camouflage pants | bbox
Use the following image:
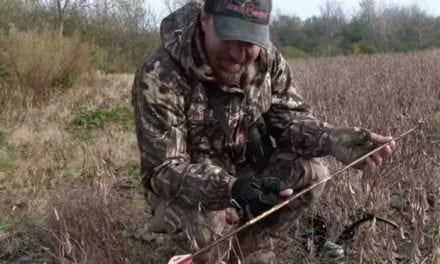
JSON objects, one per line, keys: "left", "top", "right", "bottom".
{"left": 147, "top": 152, "right": 329, "bottom": 263}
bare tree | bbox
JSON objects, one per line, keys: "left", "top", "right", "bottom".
{"left": 53, "top": 0, "right": 89, "bottom": 37}
{"left": 409, "top": 3, "right": 426, "bottom": 47}
{"left": 163, "top": 0, "right": 196, "bottom": 13}
{"left": 55, "top": 0, "right": 70, "bottom": 37}
{"left": 144, "top": 4, "right": 161, "bottom": 31}
{"left": 92, "top": 0, "right": 116, "bottom": 20}
{"left": 319, "top": 0, "right": 346, "bottom": 39}
{"left": 358, "top": 0, "right": 376, "bottom": 24}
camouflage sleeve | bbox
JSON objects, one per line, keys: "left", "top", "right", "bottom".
{"left": 265, "top": 48, "right": 331, "bottom": 158}
{"left": 132, "top": 55, "right": 232, "bottom": 210}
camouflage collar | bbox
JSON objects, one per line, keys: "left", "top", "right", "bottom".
{"left": 160, "top": 2, "right": 264, "bottom": 94}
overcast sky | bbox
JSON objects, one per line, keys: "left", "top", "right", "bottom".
{"left": 272, "top": 0, "right": 440, "bottom": 19}
{"left": 150, "top": 0, "right": 440, "bottom": 20}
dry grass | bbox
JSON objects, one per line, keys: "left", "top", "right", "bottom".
{"left": 0, "top": 50, "right": 438, "bottom": 263}
{"left": 288, "top": 50, "right": 440, "bottom": 263}
{"left": 0, "top": 73, "right": 164, "bottom": 263}
{"left": 0, "top": 27, "right": 93, "bottom": 106}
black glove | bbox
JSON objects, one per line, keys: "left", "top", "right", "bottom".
{"left": 230, "top": 176, "right": 287, "bottom": 225}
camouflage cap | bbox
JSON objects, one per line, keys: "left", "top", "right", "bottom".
{"left": 204, "top": 0, "right": 272, "bottom": 49}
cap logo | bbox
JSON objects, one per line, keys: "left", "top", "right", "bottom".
{"left": 224, "top": 0, "right": 269, "bottom": 19}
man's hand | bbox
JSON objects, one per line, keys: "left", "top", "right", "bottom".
{"left": 366, "top": 132, "right": 396, "bottom": 171}
{"left": 168, "top": 254, "right": 192, "bottom": 264}
{"left": 327, "top": 127, "right": 396, "bottom": 172}
{"left": 226, "top": 177, "right": 293, "bottom": 225}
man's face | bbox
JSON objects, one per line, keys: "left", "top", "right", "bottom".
{"left": 200, "top": 10, "right": 261, "bottom": 86}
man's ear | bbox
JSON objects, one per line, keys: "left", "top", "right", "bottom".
{"left": 199, "top": 8, "right": 209, "bottom": 32}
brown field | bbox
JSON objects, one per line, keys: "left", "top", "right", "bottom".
{"left": 0, "top": 50, "right": 439, "bottom": 263}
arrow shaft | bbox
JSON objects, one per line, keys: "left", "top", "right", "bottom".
{"left": 178, "top": 127, "right": 416, "bottom": 263}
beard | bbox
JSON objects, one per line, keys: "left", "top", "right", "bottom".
{"left": 211, "top": 59, "right": 247, "bottom": 86}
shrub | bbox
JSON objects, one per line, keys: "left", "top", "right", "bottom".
{"left": 0, "top": 30, "right": 9, "bottom": 107}
{"left": 89, "top": 44, "right": 114, "bottom": 74}
{"left": 71, "top": 103, "right": 134, "bottom": 140}
{"left": 0, "top": 218, "right": 10, "bottom": 234}
{"left": 0, "top": 130, "right": 5, "bottom": 146}
{"left": 0, "top": 77, "right": 7, "bottom": 108}
{"left": 0, "top": 131, "right": 17, "bottom": 190}
{"left": 118, "top": 164, "right": 141, "bottom": 189}
{"left": 0, "top": 130, "right": 17, "bottom": 174}
{"left": 349, "top": 44, "right": 378, "bottom": 55}
{"left": 1, "top": 27, "right": 94, "bottom": 105}
{"left": 73, "top": 103, "right": 133, "bottom": 130}
{"left": 279, "top": 45, "right": 309, "bottom": 59}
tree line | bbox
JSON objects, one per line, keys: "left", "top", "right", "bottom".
{"left": 1, "top": 0, "right": 439, "bottom": 73}
{"left": 0, "top": 0, "right": 160, "bottom": 73}
{"left": 271, "top": 0, "right": 440, "bottom": 57}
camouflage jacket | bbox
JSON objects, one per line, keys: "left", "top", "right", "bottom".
{"left": 132, "top": 3, "right": 330, "bottom": 210}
